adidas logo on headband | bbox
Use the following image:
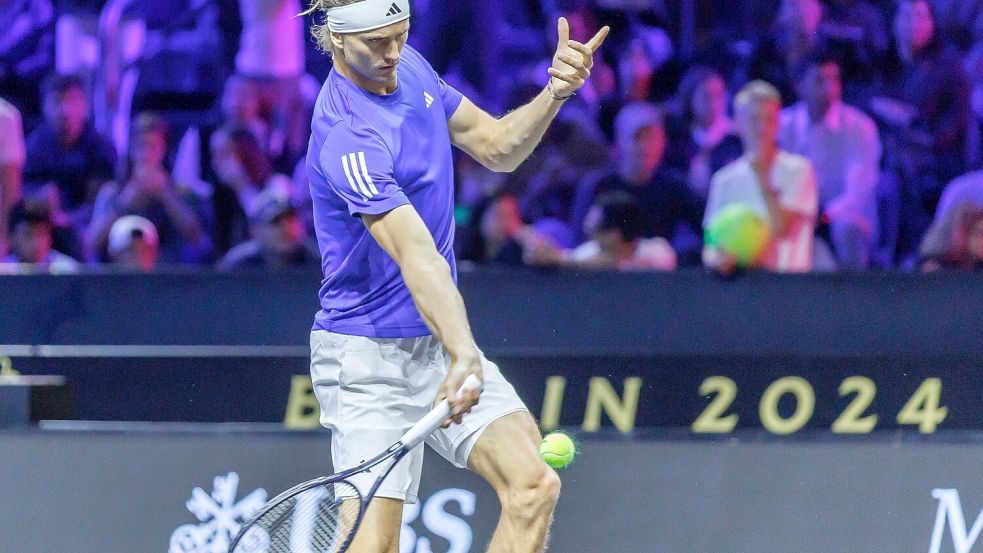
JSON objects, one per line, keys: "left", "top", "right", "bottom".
{"left": 327, "top": 0, "right": 411, "bottom": 33}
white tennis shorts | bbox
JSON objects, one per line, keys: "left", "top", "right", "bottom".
{"left": 309, "top": 330, "right": 528, "bottom": 503}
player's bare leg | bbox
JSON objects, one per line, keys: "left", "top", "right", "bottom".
{"left": 468, "top": 411, "right": 561, "bottom": 553}
{"left": 346, "top": 497, "right": 402, "bottom": 553}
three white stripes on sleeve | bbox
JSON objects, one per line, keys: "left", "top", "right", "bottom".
{"left": 340, "top": 152, "right": 380, "bottom": 200}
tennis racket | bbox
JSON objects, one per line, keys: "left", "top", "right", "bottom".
{"left": 227, "top": 373, "right": 483, "bottom": 553}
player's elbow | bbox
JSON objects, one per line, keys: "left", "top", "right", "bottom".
{"left": 491, "top": 157, "right": 524, "bottom": 173}
{"left": 480, "top": 149, "right": 518, "bottom": 173}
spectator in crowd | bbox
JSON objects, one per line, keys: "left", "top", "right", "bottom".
{"left": 933, "top": 169, "right": 983, "bottom": 224}
{"left": 23, "top": 73, "right": 116, "bottom": 226}
{"left": 478, "top": 193, "right": 526, "bottom": 265}
{"left": 820, "top": 0, "right": 890, "bottom": 98}
{"left": 664, "top": 66, "right": 743, "bottom": 205}
{"left": 525, "top": 191, "right": 677, "bottom": 271}
{"left": 615, "top": 20, "right": 674, "bottom": 103}
{"left": 209, "top": 125, "right": 297, "bottom": 257}
{"left": 1, "top": 198, "right": 79, "bottom": 272}
{"left": 571, "top": 101, "right": 703, "bottom": 264}
{"left": 216, "top": 191, "right": 318, "bottom": 270}
{"left": 779, "top": 55, "right": 882, "bottom": 269}
{"left": 220, "top": 74, "right": 269, "bottom": 154}
{"left": 870, "top": 0, "right": 972, "bottom": 262}
{"left": 517, "top": 105, "right": 611, "bottom": 225}
{"left": 748, "top": 0, "right": 826, "bottom": 105}
{"left": 125, "top": 0, "right": 226, "bottom": 118}
{"left": 704, "top": 80, "right": 818, "bottom": 273}
{"left": 0, "top": 96, "right": 25, "bottom": 256}
{"left": 106, "top": 214, "right": 159, "bottom": 272}
{"left": 918, "top": 201, "right": 983, "bottom": 271}
{"left": 0, "top": 0, "right": 54, "bottom": 132}
{"left": 235, "top": 0, "right": 307, "bottom": 170}
{"left": 594, "top": 11, "right": 673, "bottom": 135}
{"left": 86, "top": 113, "right": 210, "bottom": 264}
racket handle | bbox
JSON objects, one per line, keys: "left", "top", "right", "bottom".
{"left": 401, "top": 374, "right": 483, "bottom": 449}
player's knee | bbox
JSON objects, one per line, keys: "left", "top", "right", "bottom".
{"left": 503, "top": 465, "right": 561, "bottom": 520}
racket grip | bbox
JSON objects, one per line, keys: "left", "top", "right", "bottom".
{"left": 401, "top": 374, "right": 483, "bottom": 449}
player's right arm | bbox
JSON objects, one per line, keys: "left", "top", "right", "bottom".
{"left": 362, "top": 205, "right": 483, "bottom": 422}
{"left": 317, "top": 125, "right": 481, "bottom": 422}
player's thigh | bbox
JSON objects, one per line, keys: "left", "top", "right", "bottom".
{"left": 348, "top": 497, "right": 403, "bottom": 553}
{"left": 467, "top": 410, "right": 550, "bottom": 494}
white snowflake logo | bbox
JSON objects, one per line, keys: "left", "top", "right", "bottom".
{"left": 169, "top": 472, "right": 269, "bottom": 553}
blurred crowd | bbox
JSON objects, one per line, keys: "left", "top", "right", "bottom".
{"left": 1, "top": 0, "right": 982, "bottom": 274}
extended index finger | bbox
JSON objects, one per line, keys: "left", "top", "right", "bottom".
{"left": 586, "top": 25, "right": 611, "bottom": 52}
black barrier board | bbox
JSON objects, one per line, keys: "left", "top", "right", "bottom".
{"left": 4, "top": 353, "right": 980, "bottom": 435}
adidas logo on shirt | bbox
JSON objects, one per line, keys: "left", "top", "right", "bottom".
{"left": 424, "top": 92, "right": 434, "bottom": 108}
{"left": 385, "top": 2, "right": 402, "bottom": 16}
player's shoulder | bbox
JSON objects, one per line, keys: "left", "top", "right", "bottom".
{"left": 399, "top": 44, "right": 441, "bottom": 84}
{"left": 320, "top": 118, "right": 390, "bottom": 158}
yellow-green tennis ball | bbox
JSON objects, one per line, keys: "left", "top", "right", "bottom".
{"left": 705, "top": 203, "right": 772, "bottom": 266}
{"left": 539, "top": 432, "right": 576, "bottom": 469}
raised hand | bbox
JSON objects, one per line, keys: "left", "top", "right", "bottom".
{"left": 548, "top": 17, "right": 610, "bottom": 99}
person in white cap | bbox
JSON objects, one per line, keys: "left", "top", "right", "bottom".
{"left": 107, "top": 215, "right": 159, "bottom": 272}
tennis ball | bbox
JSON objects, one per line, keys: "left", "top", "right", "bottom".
{"left": 539, "top": 431, "right": 577, "bottom": 469}
{"left": 705, "top": 203, "right": 772, "bottom": 266}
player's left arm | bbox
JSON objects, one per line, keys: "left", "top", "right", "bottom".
{"left": 447, "top": 17, "right": 609, "bottom": 173}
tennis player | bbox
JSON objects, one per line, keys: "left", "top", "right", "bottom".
{"left": 303, "top": 1, "right": 607, "bottom": 551}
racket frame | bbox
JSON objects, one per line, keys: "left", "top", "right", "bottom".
{"left": 228, "top": 374, "right": 482, "bottom": 553}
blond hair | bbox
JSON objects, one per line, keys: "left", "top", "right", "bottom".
{"left": 733, "top": 80, "right": 781, "bottom": 113}
{"left": 300, "top": 0, "right": 364, "bottom": 54}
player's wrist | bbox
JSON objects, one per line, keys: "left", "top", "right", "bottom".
{"left": 448, "top": 344, "right": 480, "bottom": 367}
{"left": 546, "top": 77, "right": 575, "bottom": 101}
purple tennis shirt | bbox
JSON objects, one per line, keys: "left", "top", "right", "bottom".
{"left": 306, "top": 45, "right": 464, "bottom": 338}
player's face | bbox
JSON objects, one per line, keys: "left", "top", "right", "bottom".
{"left": 338, "top": 20, "right": 410, "bottom": 89}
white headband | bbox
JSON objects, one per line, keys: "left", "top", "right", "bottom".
{"left": 327, "top": 0, "right": 411, "bottom": 33}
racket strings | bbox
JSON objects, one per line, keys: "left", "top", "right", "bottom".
{"left": 231, "top": 481, "right": 362, "bottom": 553}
